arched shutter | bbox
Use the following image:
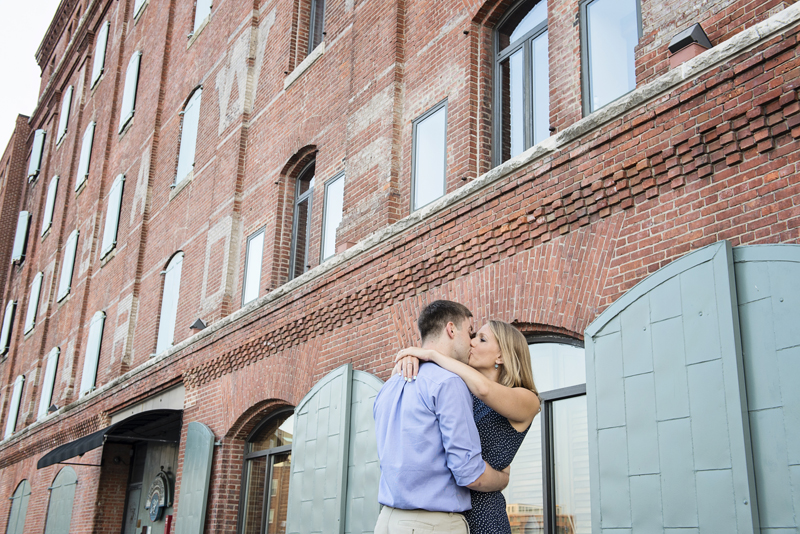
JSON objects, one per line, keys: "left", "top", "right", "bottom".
{"left": 176, "top": 89, "right": 202, "bottom": 185}
{"left": 27, "top": 129, "right": 46, "bottom": 180}
{"left": 57, "top": 230, "right": 79, "bottom": 301}
{"left": 56, "top": 87, "right": 72, "bottom": 142}
{"left": 4, "top": 375, "right": 25, "bottom": 439}
{"left": 75, "top": 122, "right": 95, "bottom": 191}
{"left": 174, "top": 422, "right": 215, "bottom": 534}
{"left": 0, "top": 301, "right": 16, "bottom": 356}
{"left": 42, "top": 176, "right": 59, "bottom": 236}
{"left": 44, "top": 467, "right": 77, "bottom": 534}
{"left": 90, "top": 21, "right": 110, "bottom": 87}
{"left": 38, "top": 347, "right": 60, "bottom": 419}
{"left": 24, "top": 272, "right": 43, "bottom": 333}
{"left": 585, "top": 241, "right": 758, "bottom": 533}
{"left": 11, "top": 211, "right": 31, "bottom": 263}
{"left": 6, "top": 480, "right": 31, "bottom": 534}
{"left": 79, "top": 311, "right": 106, "bottom": 397}
{"left": 100, "top": 174, "right": 125, "bottom": 257}
{"left": 119, "top": 52, "right": 141, "bottom": 132}
{"left": 156, "top": 253, "right": 183, "bottom": 354}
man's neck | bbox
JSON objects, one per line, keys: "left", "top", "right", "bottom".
{"left": 421, "top": 339, "right": 453, "bottom": 360}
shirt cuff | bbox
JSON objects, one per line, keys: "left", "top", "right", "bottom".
{"left": 452, "top": 452, "right": 486, "bottom": 486}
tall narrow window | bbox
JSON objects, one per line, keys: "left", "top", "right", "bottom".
{"left": 243, "top": 228, "right": 265, "bottom": 306}
{"left": 23, "top": 272, "right": 43, "bottom": 334}
{"left": 100, "top": 174, "right": 125, "bottom": 258}
{"left": 495, "top": 0, "right": 549, "bottom": 164}
{"left": 581, "top": 0, "right": 640, "bottom": 113}
{"left": 290, "top": 162, "right": 314, "bottom": 280}
{"left": 175, "top": 88, "right": 202, "bottom": 185}
{"left": 6, "top": 480, "right": 32, "bottom": 534}
{"left": 56, "top": 86, "right": 73, "bottom": 143}
{"left": 3, "top": 375, "right": 24, "bottom": 439}
{"left": 57, "top": 230, "right": 79, "bottom": 302}
{"left": 11, "top": 212, "right": 31, "bottom": 263}
{"left": 79, "top": 311, "right": 105, "bottom": 397}
{"left": 412, "top": 101, "right": 447, "bottom": 210}
{"left": 27, "top": 129, "right": 46, "bottom": 181}
{"left": 321, "top": 172, "right": 344, "bottom": 261}
{"left": 119, "top": 52, "right": 142, "bottom": 132}
{"left": 238, "top": 410, "right": 294, "bottom": 533}
{"left": 156, "top": 252, "right": 183, "bottom": 354}
{"left": 43, "top": 468, "right": 77, "bottom": 534}
{"left": 90, "top": 21, "right": 110, "bottom": 88}
{"left": 0, "top": 301, "right": 16, "bottom": 356}
{"left": 309, "top": 0, "right": 326, "bottom": 53}
{"left": 503, "top": 337, "right": 590, "bottom": 534}
{"left": 193, "top": 0, "right": 212, "bottom": 33}
{"left": 133, "top": 0, "right": 146, "bottom": 18}
{"left": 75, "top": 122, "right": 96, "bottom": 191}
{"left": 42, "top": 176, "right": 59, "bottom": 236}
{"left": 38, "top": 347, "right": 60, "bottom": 419}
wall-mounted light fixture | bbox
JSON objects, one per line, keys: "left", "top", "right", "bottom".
{"left": 669, "top": 23, "right": 712, "bottom": 69}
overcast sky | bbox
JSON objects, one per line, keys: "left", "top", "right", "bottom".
{"left": 0, "top": 0, "right": 62, "bottom": 150}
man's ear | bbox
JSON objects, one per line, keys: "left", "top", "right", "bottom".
{"left": 445, "top": 321, "right": 457, "bottom": 339}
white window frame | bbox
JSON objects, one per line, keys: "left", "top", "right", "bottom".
{"left": 321, "top": 172, "right": 345, "bottom": 261}
{"left": 119, "top": 52, "right": 142, "bottom": 132}
{"left": 3, "top": 375, "right": 25, "bottom": 439}
{"left": 37, "top": 347, "right": 60, "bottom": 419}
{"left": 156, "top": 252, "right": 184, "bottom": 354}
{"left": 175, "top": 88, "right": 202, "bottom": 186}
{"left": 42, "top": 176, "right": 59, "bottom": 237}
{"left": 28, "top": 129, "right": 47, "bottom": 181}
{"left": 11, "top": 211, "right": 31, "bottom": 263}
{"left": 57, "top": 230, "right": 79, "bottom": 302}
{"left": 75, "top": 122, "right": 96, "bottom": 191}
{"left": 57, "top": 86, "right": 73, "bottom": 143}
{"left": 100, "top": 174, "right": 125, "bottom": 258}
{"left": 411, "top": 100, "right": 448, "bottom": 211}
{"left": 0, "top": 301, "right": 16, "bottom": 356}
{"left": 79, "top": 311, "right": 106, "bottom": 397}
{"left": 242, "top": 228, "right": 265, "bottom": 306}
{"left": 90, "top": 21, "right": 110, "bottom": 88}
{"left": 193, "top": 0, "right": 213, "bottom": 33}
{"left": 24, "top": 272, "right": 43, "bottom": 334}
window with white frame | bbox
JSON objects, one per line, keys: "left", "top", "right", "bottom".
{"left": 23, "top": 272, "right": 43, "bottom": 334}
{"left": 11, "top": 211, "right": 31, "bottom": 263}
{"left": 411, "top": 101, "right": 447, "bottom": 210}
{"left": 27, "top": 129, "right": 46, "bottom": 181}
{"left": 90, "top": 21, "right": 110, "bottom": 88}
{"left": 321, "top": 172, "right": 344, "bottom": 261}
{"left": 581, "top": 0, "right": 640, "bottom": 114}
{"left": 290, "top": 161, "right": 314, "bottom": 280}
{"left": 57, "top": 230, "right": 79, "bottom": 302}
{"left": 42, "top": 176, "right": 59, "bottom": 237}
{"left": 193, "top": 0, "right": 212, "bottom": 34}
{"left": 243, "top": 228, "right": 265, "bottom": 306}
{"left": 100, "top": 174, "right": 125, "bottom": 258}
{"left": 0, "top": 301, "right": 16, "bottom": 356}
{"left": 57, "top": 86, "right": 73, "bottom": 143}
{"left": 75, "top": 122, "right": 96, "bottom": 191}
{"left": 79, "top": 311, "right": 105, "bottom": 397}
{"left": 175, "top": 88, "right": 202, "bottom": 186}
{"left": 156, "top": 252, "right": 183, "bottom": 354}
{"left": 3, "top": 375, "right": 24, "bottom": 439}
{"left": 119, "top": 52, "right": 142, "bottom": 132}
{"left": 38, "top": 347, "right": 60, "bottom": 419}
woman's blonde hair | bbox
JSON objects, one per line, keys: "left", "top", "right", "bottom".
{"left": 488, "top": 320, "right": 538, "bottom": 395}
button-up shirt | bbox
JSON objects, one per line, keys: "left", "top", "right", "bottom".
{"left": 373, "top": 362, "right": 486, "bottom": 512}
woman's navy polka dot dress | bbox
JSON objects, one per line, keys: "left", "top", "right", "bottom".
{"left": 463, "top": 395, "right": 530, "bottom": 534}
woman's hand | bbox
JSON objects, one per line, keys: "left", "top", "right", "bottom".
{"left": 394, "top": 348, "right": 442, "bottom": 381}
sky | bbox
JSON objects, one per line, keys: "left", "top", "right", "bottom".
{"left": 0, "top": 0, "right": 63, "bottom": 150}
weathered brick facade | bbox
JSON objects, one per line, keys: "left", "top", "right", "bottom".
{"left": 0, "top": 0, "right": 798, "bottom": 530}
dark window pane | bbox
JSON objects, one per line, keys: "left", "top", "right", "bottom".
{"left": 528, "top": 342, "right": 585, "bottom": 393}
{"left": 309, "top": 0, "right": 326, "bottom": 52}
{"left": 242, "top": 456, "right": 268, "bottom": 533}
{"left": 292, "top": 197, "right": 310, "bottom": 279}
{"left": 552, "top": 396, "right": 591, "bottom": 534}
{"left": 266, "top": 452, "right": 291, "bottom": 534}
{"left": 499, "top": 0, "right": 547, "bottom": 50}
{"left": 249, "top": 414, "right": 294, "bottom": 453}
{"left": 586, "top": 0, "right": 638, "bottom": 111}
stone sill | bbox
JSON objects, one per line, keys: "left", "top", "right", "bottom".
{"left": 170, "top": 171, "right": 193, "bottom": 201}
{"left": 284, "top": 42, "right": 325, "bottom": 91}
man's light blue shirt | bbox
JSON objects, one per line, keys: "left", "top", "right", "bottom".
{"left": 373, "top": 362, "right": 486, "bottom": 512}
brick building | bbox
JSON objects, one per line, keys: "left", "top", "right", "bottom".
{"left": 0, "top": 0, "right": 798, "bottom": 531}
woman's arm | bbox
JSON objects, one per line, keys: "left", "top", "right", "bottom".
{"left": 396, "top": 348, "right": 540, "bottom": 429}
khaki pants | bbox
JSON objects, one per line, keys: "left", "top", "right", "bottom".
{"left": 374, "top": 506, "right": 469, "bottom": 534}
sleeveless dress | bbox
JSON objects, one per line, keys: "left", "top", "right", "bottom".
{"left": 463, "top": 395, "right": 529, "bottom": 534}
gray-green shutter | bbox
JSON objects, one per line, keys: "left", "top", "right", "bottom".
{"left": 734, "top": 245, "right": 800, "bottom": 531}
{"left": 175, "top": 421, "right": 214, "bottom": 534}
{"left": 585, "top": 241, "right": 758, "bottom": 534}
{"left": 6, "top": 480, "right": 31, "bottom": 534}
{"left": 286, "top": 364, "right": 353, "bottom": 534}
{"left": 44, "top": 467, "right": 77, "bottom": 534}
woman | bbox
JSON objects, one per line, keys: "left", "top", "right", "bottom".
{"left": 393, "top": 320, "right": 540, "bottom": 534}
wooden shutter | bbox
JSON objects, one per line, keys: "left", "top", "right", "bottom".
{"left": 101, "top": 174, "right": 125, "bottom": 257}
{"left": 585, "top": 241, "right": 758, "bottom": 533}
{"left": 119, "top": 52, "right": 141, "bottom": 132}
{"left": 156, "top": 253, "right": 183, "bottom": 354}
{"left": 27, "top": 129, "right": 46, "bottom": 180}
{"left": 79, "top": 311, "right": 106, "bottom": 397}
{"left": 37, "top": 347, "right": 60, "bottom": 419}
{"left": 174, "top": 422, "right": 215, "bottom": 534}
{"left": 24, "top": 272, "right": 43, "bottom": 334}
{"left": 4, "top": 375, "right": 25, "bottom": 439}
{"left": 90, "top": 21, "right": 110, "bottom": 87}
{"left": 6, "top": 480, "right": 31, "bottom": 534}
{"left": 44, "top": 467, "right": 77, "bottom": 534}
{"left": 11, "top": 211, "right": 30, "bottom": 262}
{"left": 75, "top": 122, "right": 96, "bottom": 191}
{"left": 133, "top": 0, "right": 146, "bottom": 18}
{"left": 0, "top": 301, "right": 16, "bottom": 355}
{"left": 57, "top": 86, "right": 73, "bottom": 142}
{"left": 176, "top": 89, "right": 202, "bottom": 184}
{"left": 193, "top": 0, "right": 212, "bottom": 31}
{"left": 42, "top": 176, "right": 59, "bottom": 236}
{"left": 57, "top": 230, "right": 79, "bottom": 301}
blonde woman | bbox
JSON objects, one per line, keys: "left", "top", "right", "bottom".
{"left": 394, "top": 320, "right": 540, "bottom": 534}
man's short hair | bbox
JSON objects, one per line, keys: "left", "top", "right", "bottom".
{"left": 418, "top": 300, "right": 473, "bottom": 343}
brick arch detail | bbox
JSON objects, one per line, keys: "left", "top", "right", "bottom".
{"left": 225, "top": 399, "right": 293, "bottom": 440}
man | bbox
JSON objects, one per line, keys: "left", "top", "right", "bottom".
{"left": 373, "top": 300, "right": 509, "bottom": 533}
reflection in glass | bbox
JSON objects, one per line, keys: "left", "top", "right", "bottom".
{"left": 243, "top": 230, "right": 265, "bottom": 305}
{"left": 553, "top": 396, "right": 591, "bottom": 534}
{"left": 528, "top": 342, "right": 585, "bottom": 393}
{"left": 499, "top": 0, "right": 547, "bottom": 49}
{"left": 266, "top": 452, "right": 292, "bottom": 534}
{"left": 413, "top": 105, "right": 447, "bottom": 209}
{"left": 532, "top": 31, "right": 549, "bottom": 145}
{"left": 501, "top": 50, "right": 525, "bottom": 161}
{"left": 586, "top": 0, "right": 638, "bottom": 111}
{"left": 250, "top": 413, "right": 294, "bottom": 453}
{"left": 502, "top": 419, "right": 543, "bottom": 533}
{"left": 242, "top": 456, "right": 268, "bottom": 533}
{"left": 291, "top": 163, "right": 314, "bottom": 280}
{"left": 322, "top": 175, "right": 345, "bottom": 260}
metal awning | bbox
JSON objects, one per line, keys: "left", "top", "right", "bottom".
{"left": 37, "top": 409, "right": 182, "bottom": 469}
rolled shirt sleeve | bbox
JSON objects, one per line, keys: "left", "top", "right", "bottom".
{"left": 434, "top": 376, "right": 486, "bottom": 486}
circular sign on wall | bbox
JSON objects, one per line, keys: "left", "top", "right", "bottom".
{"left": 144, "top": 470, "right": 172, "bottom": 522}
